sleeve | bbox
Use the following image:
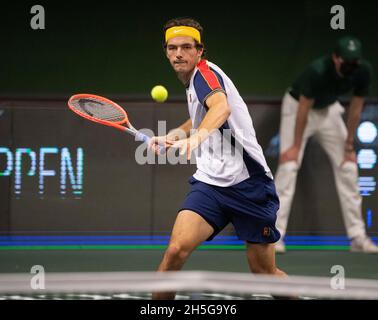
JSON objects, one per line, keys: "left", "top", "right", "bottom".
{"left": 353, "top": 62, "right": 373, "bottom": 97}
{"left": 193, "top": 66, "right": 226, "bottom": 107}
{"left": 297, "top": 66, "right": 320, "bottom": 99}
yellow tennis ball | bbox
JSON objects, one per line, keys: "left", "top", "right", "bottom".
{"left": 151, "top": 85, "right": 168, "bottom": 102}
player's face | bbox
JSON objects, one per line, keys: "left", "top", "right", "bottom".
{"left": 166, "top": 36, "right": 203, "bottom": 76}
{"left": 332, "top": 54, "right": 344, "bottom": 77}
{"left": 332, "top": 53, "right": 360, "bottom": 77}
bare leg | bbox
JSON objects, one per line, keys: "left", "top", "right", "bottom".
{"left": 152, "top": 210, "right": 214, "bottom": 300}
{"left": 245, "top": 242, "right": 298, "bottom": 299}
{"left": 246, "top": 242, "right": 286, "bottom": 276}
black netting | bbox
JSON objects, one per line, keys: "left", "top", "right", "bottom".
{"left": 70, "top": 97, "right": 125, "bottom": 122}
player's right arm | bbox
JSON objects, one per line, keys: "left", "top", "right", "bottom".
{"left": 167, "top": 119, "right": 192, "bottom": 140}
{"left": 280, "top": 95, "right": 314, "bottom": 164}
{"left": 149, "top": 118, "right": 192, "bottom": 153}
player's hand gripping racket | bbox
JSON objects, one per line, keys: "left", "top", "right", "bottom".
{"left": 68, "top": 94, "right": 163, "bottom": 152}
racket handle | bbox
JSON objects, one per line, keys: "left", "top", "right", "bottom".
{"left": 135, "top": 131, "right": 150, "bottom": 144}
{"left": 135, "top": 132, "right": 165, "bottom": 154}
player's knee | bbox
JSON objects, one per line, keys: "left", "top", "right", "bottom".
{"left": 165, "top": 244, "right": 191, "bottom": 262}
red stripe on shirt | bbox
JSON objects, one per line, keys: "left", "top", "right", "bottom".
{"left": 196, "top": 59, "right": 222, "bottom": 90}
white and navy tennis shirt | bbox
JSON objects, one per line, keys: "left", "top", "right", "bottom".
{"left": 186, "top": 59, "right": 272, "bottom": 187}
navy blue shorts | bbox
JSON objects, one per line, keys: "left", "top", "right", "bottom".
{"left": 180, "top": 175, "right": 281, "bottom": 243}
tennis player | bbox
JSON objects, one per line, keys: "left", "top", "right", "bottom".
{"left": 149, "top": 17, "right": 286, "bottom": 300}
{"left": 274, "top": 36, "right": 378, "bottom": 253}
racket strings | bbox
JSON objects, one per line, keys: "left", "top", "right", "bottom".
{"left": 70, "top": 98, "right": 125, "bottom": 122}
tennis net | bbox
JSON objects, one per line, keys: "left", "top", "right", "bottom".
{"left": 0, "top": 271, "right": 377, "bottom": 300}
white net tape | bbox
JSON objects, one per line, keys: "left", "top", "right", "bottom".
{"left": 1, "top": 271, "right": 378, "bottom": 299}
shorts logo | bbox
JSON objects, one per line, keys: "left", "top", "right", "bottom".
{"left": 263, "top": 227, "right": 271, "bottom": 237}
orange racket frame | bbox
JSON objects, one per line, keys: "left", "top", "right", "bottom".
{"left": 67, "top": 93, "right": 151, "bottom": 144}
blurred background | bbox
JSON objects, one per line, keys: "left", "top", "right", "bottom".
{"left": 1, "top": 0, "right": 378, "bottom": 252}
{"left": 1, "top": 1, "right": 378, "bottom": 97}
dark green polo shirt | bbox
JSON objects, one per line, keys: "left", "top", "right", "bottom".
{"left": 289, "top": 55, "right": 373, "bottom": 109}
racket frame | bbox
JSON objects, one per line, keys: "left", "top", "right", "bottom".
{"left": 68, "top": 93, "right": 140, "bottom": 137}
{"left": 68, "top": 93, "right": 162, "bottom": 148}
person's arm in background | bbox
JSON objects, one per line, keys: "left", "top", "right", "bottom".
{"left": 343, "top": 60, "right": 373, "bottom": 164}
{"left": 343, "top": 96, "right": 364, "bottom": 164}
{"left": 280, "top": 95, "right": 314, "bottom": 163}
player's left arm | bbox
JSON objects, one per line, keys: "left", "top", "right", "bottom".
{"left": 343, "top": 96, "right": 364, "bottom": 163}
{"left": 171, "top": 92, "right": 231, "bottom": 157}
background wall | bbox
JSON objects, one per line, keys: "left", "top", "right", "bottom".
{"left": 1, "top": 99, "right": 378, "bottom": 238}
{"left": 1, "top": 0, "right": 377, "bottom": 98}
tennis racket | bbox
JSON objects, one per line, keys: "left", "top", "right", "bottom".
{"left": 68, "top": 93, "right": 160, "bottom": 150}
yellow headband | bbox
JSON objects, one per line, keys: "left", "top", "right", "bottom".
{"left": 165, "top": 26, "right": 201, "bottom": 44}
